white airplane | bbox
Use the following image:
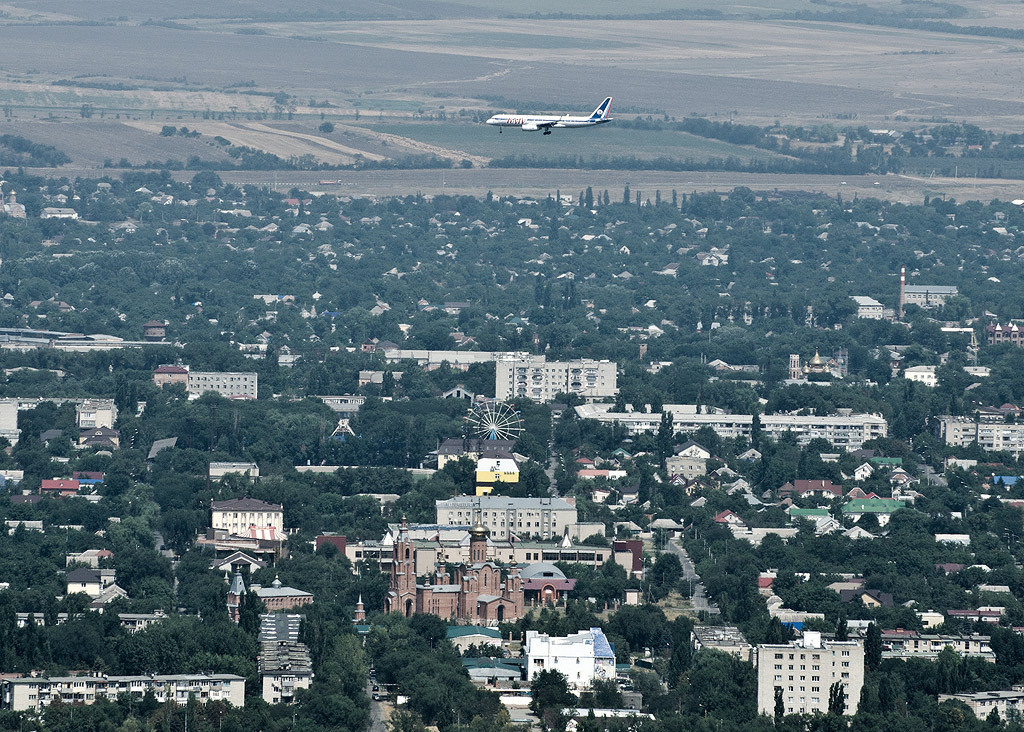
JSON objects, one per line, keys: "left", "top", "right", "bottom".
{"left": 486, "top": 97, "right": 613, "bottom": 135}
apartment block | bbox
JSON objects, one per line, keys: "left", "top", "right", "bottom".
{"left": 575, "top": 404, "right": 887, "bottom": 452}
{"left": 496, "top": 356, "right": 617, "bottom": 403}
{"left": 938, "top": 688, "right": 1024, "bottom": 718}
{"left": 187, "top": 371, "right": 258, "bottom": 399}
{"left": 76, "top": 399, "right": 117, "bottom": 430}
{"left": 756, "top": 632, "right": 864, "bottom": 717}
{"left": 936, "top": 416, "right": 1024, "bottom": 458}
{"left": 436, "top": 496, "right": 577, "bottom": 540}
{"left": 1, "top": 674, "right": 245, "bottom": 712}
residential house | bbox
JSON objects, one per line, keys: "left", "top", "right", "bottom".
{"left": 778, "top": 480, "right": 843, "bottom": 501}
{"left": 841, "top": 498, "right": 905, "bottom": 526}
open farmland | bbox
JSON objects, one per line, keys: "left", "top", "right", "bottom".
{"left": 353, "top": 121, "right": 791, "bottom": 165}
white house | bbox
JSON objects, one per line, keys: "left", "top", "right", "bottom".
{"left": 525, "top": 628, "right": 615, "bottom": 690}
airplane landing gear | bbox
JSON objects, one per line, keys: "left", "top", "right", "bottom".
{"left": 543, "top": 129, "right": 551, "bottom": 135}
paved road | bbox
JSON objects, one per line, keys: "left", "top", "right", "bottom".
{"left": 665, "top": 537, "right": 720, "bottom": 615}
{"left": 367, "top": 681, "right": 388, "bottom": 732}
{"left": 19, "top": 166, "right": 1024, "bottom": 204}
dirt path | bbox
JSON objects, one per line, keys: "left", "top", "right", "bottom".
{"left": 335, "top": 123, "right": 491, "bottom": 167}
{"left": 122, "top": 119, "right": 387, "bottom": 165}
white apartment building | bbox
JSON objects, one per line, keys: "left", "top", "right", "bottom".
{"left": 496, "top": 356, "right": 618, "bottom": 403}
{"left": 187, "top": 371, "right": 258, "bottom": 399}
{"left": 936, "top": 416, "right": 1024, "bottom": 458}
{"left": 1, "top": 674, "right": 245, "bottom": 711}
{"left": 211, "top": 498, "right": 283, "bottom": 535}
{"left": 382, "top": 348, "right": 529, "bottom": 371}
{"left": 435, "top": 496, "right": 577, "bottom": 540}
{"left": 938, "top": 688, "right": 1024, "bottom": 718}
{"left": 757, "top": 632, "right": 864, "bottom": 717}
{"left": 525, "top": 627, "right": 616, "bottom": 689}
{"left": 575, "top": 404, "right": 887, "bottom": 452}
{"left": 76, "top": 399, "right": 117, "bottom": 430}
{"left": 904, "top": 366, "right": 989, "bottom": 388}
{"left": 0, "top": 398, "right": 20, "bottom": 445}
{"left": 851, "top": 296, "right": 885, "bottom": 319}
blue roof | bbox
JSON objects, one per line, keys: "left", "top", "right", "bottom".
{"left": 591, "top": 627, "right": 615, "bottom": 660}
{"left": 992, "top": 476, "right": 1024, "bottom": 485}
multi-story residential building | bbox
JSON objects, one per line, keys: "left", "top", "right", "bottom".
{"left": 692, "top": 626, "right": 754, "bottom": 663}
{"left": 1, "top": 674, "right": 245, "bottom": 711}
{"left": 936, "top": 416, "right": 1024, "bottom": 458}
{"left": 938, "top": 688, "right": 1024, "bottom": 718}
{"left": 379, "top": 348, "right": 528, "bottom": 371}
{"left": 187, "top": 371, "right": 258, "bottom": 399}
{"left": 574, "top": 405, "right": 887, "bottom": 452}
{"left": 118, "top": 610, "right": 167, "bottom": 633}
{"left": 873, "top": 630, "right": 994, "bottom": 661}
{"left": 211, "top": 497, "right": 283, "bottom": 535}
{"left": 525, "top": 627, "right": 616, "bottom": 689}
{"left": 435, "top": 496, "right": 577, "bottom": 540}
{"left": 259, "top": 613, "right": 313, "bottom": 705}
{"left": 756, "top": 632, "right": 864, "bottom": 717}
{"left": 496, "top": 356, "right": 618, "bottom": 403}
{"left": 76, "top": 399, "right": 117, "bottom": 429}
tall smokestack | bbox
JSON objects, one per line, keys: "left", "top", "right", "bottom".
{"left": 899, "top": 265, "right": 906, "bottom": 320}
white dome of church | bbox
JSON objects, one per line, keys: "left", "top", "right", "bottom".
{"left": 519, "top": 562, "right": 567, "bottom": 580}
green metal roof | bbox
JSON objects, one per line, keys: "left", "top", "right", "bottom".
{"left": 842, "top": 498, "right": 902, "bottom": 514}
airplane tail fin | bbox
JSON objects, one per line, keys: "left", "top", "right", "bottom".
{"left": 590, "top": 97, "right": 613, "bottom": 121}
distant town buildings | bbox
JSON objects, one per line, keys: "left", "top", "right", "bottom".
{"left": 495, "top": 356, "right": 618, "bottom": 403}
{"left": 210, "top": 497, "right": 282, "bottom": 535}
{"left": 574, "top": 404, "right": 887, "bottom": 452}
{"left": 387, "top": 519, "right": 525, "bottom": 624}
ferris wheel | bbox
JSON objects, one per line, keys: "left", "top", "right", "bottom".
{"left": 466, "top": 401, "right": 524, "bottom": 441}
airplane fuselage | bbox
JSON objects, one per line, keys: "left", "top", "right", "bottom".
{"left": 485, "top": 115, "right": 610, "bottom": 131}
{"left": 485, "top": 97, "right": 613, "bottom": 134}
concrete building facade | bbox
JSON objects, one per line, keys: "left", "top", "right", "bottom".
{"left": 435, "top": 496, "right": 577, "bottom": 540}
{"left": 187, "top": 371, "right": 258, "bottom": 399}
{"left": 1, "top": 674, "right": 244, "bottom": 711}
{"left": 496, "top": 356, "right": 617, "bottom": 403}
{"left": 575, "top": 404, "right": 887, "bottom": 452}
{"left": 936, "top": 416, "right": 1024, "bottom": 458}
{"left": 756, "top": 632, "right": 864, "bottom": 717}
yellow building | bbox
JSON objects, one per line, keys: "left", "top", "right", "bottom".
{"left": 475, "top": 452, "right": 519, "bottom": 496}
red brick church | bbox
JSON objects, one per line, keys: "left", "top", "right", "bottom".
{"left": 386, "top": 518, "right": 525, "bottom": 623}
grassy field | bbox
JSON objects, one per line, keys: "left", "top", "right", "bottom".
{"left": 355, "top": 121, "right": 791, "bottom": 164}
